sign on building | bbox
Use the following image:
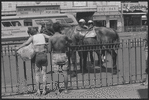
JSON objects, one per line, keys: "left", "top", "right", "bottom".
{"left": 97, "top": 6, "right": 119, "bottom": 12}
{"left": 73, "top": 1, "right": 87, "bottom": 7}
{"left": 122, "top": 2, "right": 148, "bottom": 12}
{"left": 2, "top": 2, "right": 16, "bottom": 11}
{"left": 16, "top": 5, "right": 60, "bottom": 16}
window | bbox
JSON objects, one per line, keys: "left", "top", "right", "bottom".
{"left": 94, "top": 20, "right": 106, "bottom": 27}
{"left": 35, "top": 18, "right": 53, "bottom": 25}
{"left": 56, "top": 18, "right": 74, "bottom": 24}
{"left": 35, "top": 19, "right": 44, "bottom": 25}
{"left": 2, "top": 22, "right": 13, "bottom": 27}
{"left": 64, "top": 18, "right": 74, "bottom": 23}
{"left": 56, "top": 19, "right": 66, "bottom": 24}
{"left": 142, "top": 20, "right": 147, "bottom": 25}
{"left": 11, "top": 21, "right": 22, "bottom": 26}
{"left": 24, "top": 19, "right": 32, "bottom": 26}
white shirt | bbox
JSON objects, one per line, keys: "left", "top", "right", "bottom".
{"left": 33, "top": 34, "right": 46, "bottom": 52}
{"left": 33, "top": 34, "right": 46, "bottom": 45}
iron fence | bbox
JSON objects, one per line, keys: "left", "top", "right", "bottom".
{"left": 1, "top": 38, "right": 147, "bottom": 96}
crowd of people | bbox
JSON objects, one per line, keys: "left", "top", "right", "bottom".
{"left": 15, "top": 19, "right": 95, "bottom": 95}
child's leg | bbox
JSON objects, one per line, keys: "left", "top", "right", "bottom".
{"left": 41, "top": 66, "right": 47, "bottom": 95}
{"left": 35, "top": 66, "right": 41, "bottom": 95}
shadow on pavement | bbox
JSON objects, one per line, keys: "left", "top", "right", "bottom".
{"left": 137, "top": 88, "right": 148, "bottom": 99}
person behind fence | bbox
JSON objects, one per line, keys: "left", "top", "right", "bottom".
{"left": 87, "top": 20, "right": 106, "bottom": 63}
{"left": 48, "top": 22, "right": 72, "bottom": 94}
{"left": 77, "top": 19, "right": 88, "bottom": 30}
{"left": 40, "top": 23, "right": 54, "bottom": 36}
{"left": 87, "top": 20, "right": 95, "bottom": 65}
{"left": 16, "top": 27, "right": 50, "bottom": 95}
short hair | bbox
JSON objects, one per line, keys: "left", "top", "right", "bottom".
{"left": 28, "top": 27, "right": 38, "bottom": 35}
{"left": 52, "top": 22, "right": 61, "bottom": 32}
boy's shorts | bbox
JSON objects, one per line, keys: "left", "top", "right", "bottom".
{"left": 31, "top": 52, "right": 48, "bottom": 67}
{"left": 52, "top": 53, "right": 68, "bottom": 71}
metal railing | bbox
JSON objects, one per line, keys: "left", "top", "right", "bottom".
{"left": 1, "top": 38, "right": 147, "bottom": 96}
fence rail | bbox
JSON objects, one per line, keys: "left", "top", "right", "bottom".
{"left": 1, "top": 38, "right": 147, "bottom": 96}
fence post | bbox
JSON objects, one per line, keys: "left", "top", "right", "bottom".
{"left": 128, "top": 39, "right": 132, "bottom": 84}
{"left": 49, "top": 52, "right": 54, "bottom": 90}
{"left": 15, "top": 51, "right": 20, "bottom": 93}
{"left": 1, "top": 49, "right": 7, "bottom": 93}
{"left": 23, "top": 61, "right": 28, "bottom": 92}
{"left": 8, "top": 45, "right": 13, "bottom": 92}
{"left": 139, "top": 38, "right": 143, "bottom": 82}
{"left": 134, "top": 38, "right": 137, "bottom": 83}
{"left": 121, "top": 39, "right": 125, "bottom": 84}
{"left": 68, "top": 46, "right": 73, "bottom": 89}
{"left": 30, "top": 61, "right": 35, "bottom": 92}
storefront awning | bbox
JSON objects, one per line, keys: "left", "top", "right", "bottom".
{"left": 93, "top": 11, "right": 121, "bottom": 16}
{"left": 123, "top": 13, "right": 147, "bottom": 15}
{"left": 142, "top": 15, "right": 147, "bottom": 20}
{"left": 60, "top": 8, "right": 96, "bottom": 13}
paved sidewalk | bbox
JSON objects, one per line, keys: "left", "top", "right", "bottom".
{"left": 2, "top": 83, "right": 148, "bottom": 99}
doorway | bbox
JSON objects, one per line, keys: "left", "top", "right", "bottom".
{"left": 110, "top": 20, "right": 117, "bottom": 30}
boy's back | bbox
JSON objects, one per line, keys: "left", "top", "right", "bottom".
{"left": 50, "top": 33, "right": 72, "bottom": 53}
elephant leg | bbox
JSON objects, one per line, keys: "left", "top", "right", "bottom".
{"left": 107, "top": 49, "right": 119, "bottom": 75}
{"left": 69, "top": 51, "right": 77, "bottom": 77}
{"left": 101, "top": 50, "right": 106, "bottom": 62}
{"left": 82, "top": 51, "right": 88, "bottom": 72}
{"left": 78, "top": 51, "right": 83, "bottom": 72}
{"left": 90, "top": 51, "right": 94, "bottom": 64}
{"left": 96, "top": 50, "right": 103, "bottom": 68}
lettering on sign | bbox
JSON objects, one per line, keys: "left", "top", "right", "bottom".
{"left": 2, "top": 31, "right": 12, "bottom": 36}
{"left": 123, "top": 3, "right": 148, "bottom": 12}
{"left": 73, "top": 1, "right": 87, "bottom": 7}
{"left": 18, "top": 8, "right": 23, "bottom": 11}
{"left": 52, "top": 10, "right": 59, "bottom": 13}
{"left": 46, "top": 11, "right": 52, "bottom": 13}
{"left": 109, "top": 15, "right": 119, "bottom": 18}
{"left": 17, "top": 6, "right": 60, "bottom": 15}
{"left": 11, "top": 30, "right": 26, "bottom": 33}
{"left": 20, "top": 11, "right": 28, "bottom": 15}
{"left": 97, "top": 6, "right": 119, "bottom": 12}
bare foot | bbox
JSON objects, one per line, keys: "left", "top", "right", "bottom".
{"left": 34, "top": 90, "right": 41, "bottom": 96}
{"left": 64, "top": 89, "right": 68, "bottom": 94}
{"left": 42, "top": 90, "right": 47, "bottom": 95}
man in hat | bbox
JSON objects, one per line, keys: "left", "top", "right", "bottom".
{"left": 87, "top": 20, "right": 94, "bottom": 30}
{"left": 77, "top": 19, "right": 88, "bottom": 31}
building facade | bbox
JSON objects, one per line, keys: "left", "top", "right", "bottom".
{"left": 122, "top": 2, "right": 148, "bottom": 32}
{"left": 1, "top": 1, "right": 148, "bottom": 32}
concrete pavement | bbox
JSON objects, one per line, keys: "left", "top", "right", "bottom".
{"left": 2, "top": 83, "right": 148, "bottom": 99}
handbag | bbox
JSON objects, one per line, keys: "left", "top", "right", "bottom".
{"left": 17, "top": 43, "right": 35, "bottom": 61}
